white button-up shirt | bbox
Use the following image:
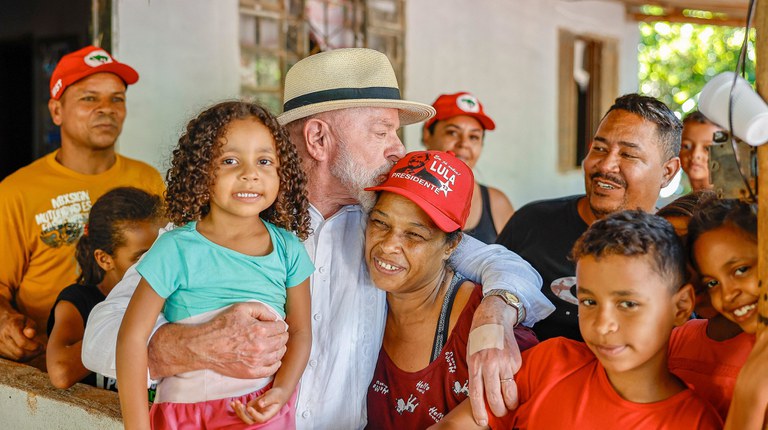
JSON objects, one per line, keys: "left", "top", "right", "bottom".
{"left": 296, "top": 205, "right": 386, "bottom": 430}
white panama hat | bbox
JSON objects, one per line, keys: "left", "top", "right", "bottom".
{"left": 277, "top": 48, "right": 435, "bottom": 126}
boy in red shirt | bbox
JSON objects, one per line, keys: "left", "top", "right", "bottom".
{"left": 433, "top": 210, "right": 721, "bottom": 429}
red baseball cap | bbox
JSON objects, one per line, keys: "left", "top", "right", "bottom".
{"left": 424, "top": 92, "right": 496, "bottom": 131}
{"left": 49, "top": 45, "right": 139, "bottom": 100}
{"left": 366, "top": 151, "right": 474, "bottom": 232}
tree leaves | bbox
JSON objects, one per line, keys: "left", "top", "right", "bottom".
{"left": 638, "top": 22, "right": 757, "bottom": 117}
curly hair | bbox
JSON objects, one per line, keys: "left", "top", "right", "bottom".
{"left": 76, "top": 187, "right": 163, "bottom": 285}
{"left": 656, "top": 190, "right": 717, "bottom": 220}
{"left": 571, "top": 210, "right": 686, "bottom": 293}
{"left": 165, "top": 101, "right": 311, "bottom": 240}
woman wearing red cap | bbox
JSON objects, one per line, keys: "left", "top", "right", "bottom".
{"left": 362, "top": 151, "right": 537, "bottom": 429}
{"left": 422, "top": 92, "right": 515, "bottom": 244}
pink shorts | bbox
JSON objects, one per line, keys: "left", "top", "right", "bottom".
{"left": 149, "top": 382, "right": 298, "bottom": 430}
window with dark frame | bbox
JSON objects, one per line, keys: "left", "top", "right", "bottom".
{"left": 558, "top": 30, "right": 618, "bottom": 171}
{"left": 238, "top": 0, "right": 405, "bottom": 116}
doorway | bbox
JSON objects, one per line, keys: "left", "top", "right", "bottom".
{"left": 0, "top": 0, "right": 91, "bottom": 179}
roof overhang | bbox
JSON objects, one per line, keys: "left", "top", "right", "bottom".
{"left": 610, "top": 0, "right": 749, "bottom": 26}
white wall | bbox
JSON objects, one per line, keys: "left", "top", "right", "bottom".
{"left": 404, "top": 0, "right": 640, "bottom": 208}
{"left": 112, "top": 0, "right": 240, "bottom": 173}
{"left": 111, "top": 0, "right": 639, "bottom": 208}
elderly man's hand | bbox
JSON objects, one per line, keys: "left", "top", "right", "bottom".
{"left": 148, "top": 302, "right": 289, "bottom": 380}
{"left": 467, "top": 296, "right": 522, "bottom": 426}
{"left": 0, "top": 307, "right": 44, "bottom": 362}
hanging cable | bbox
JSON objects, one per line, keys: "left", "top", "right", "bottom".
{"left": 727, "top": 0, "right": 758, "bottom": 202}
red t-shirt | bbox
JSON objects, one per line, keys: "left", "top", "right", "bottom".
{"left": 669, "top": 318, "right": 755, "bottom": 420}
{"left": 366, "top": 285, "right": 539, "bottom": 429}
{"left": 488, "top": 338, "right": 722, "bottom": 430}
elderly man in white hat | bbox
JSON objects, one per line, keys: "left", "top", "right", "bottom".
{"left": 83, "top": 48, "right": 553, "bottom": 429}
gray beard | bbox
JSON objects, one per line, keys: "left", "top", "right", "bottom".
{"left": 330, "top": 146, "right": 394, "bottom": 213}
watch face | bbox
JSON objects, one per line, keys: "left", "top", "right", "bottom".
{"left": 504, "top": 292, "right": 520, "bottom": 304}
{"left": 485, "top": 290, "right": 525, "bottom": 325}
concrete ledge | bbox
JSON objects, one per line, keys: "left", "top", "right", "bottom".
{"left": 0, "top": 358, "right": 122, "bottom": 429}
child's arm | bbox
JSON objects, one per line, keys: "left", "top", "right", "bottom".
{"left": 233, "top": 278, "right": 312, "bottom": 424}
{"left": 724, "top": 329, "right": 768, "bottom": 430}
{"left": 46, "top": 301, "right": 91, "bottom": 388}
{"left": 428, "top": 400, "right": 490, "bottom": 430}
{"left": 116, "top": 279, "right": 166, "bottom": 430}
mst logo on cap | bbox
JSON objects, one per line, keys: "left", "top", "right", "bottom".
{"left": 366, "top": 151, "right": 474, "bottom": 232}
{"left": 424, "top": 91, "right": 496, "bottom": 131}
{"left": 49, "top": 45, "right": 139, "bottom": 100}
{"left": 83, "top": 50, "right": 114, "bottom": 67}
{"left": 456, "top": 94, "right": 480, "bottom": 113}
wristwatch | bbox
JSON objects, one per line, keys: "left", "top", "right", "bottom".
{"left": 483, "top": 289, "right": 526, "bottom": 327}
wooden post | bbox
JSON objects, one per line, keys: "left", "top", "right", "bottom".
{"left": 744, "top": 6, "right": 767, "bottom": 429}
{"left": 757, "top": 1, "right": 768, "bottom": 335}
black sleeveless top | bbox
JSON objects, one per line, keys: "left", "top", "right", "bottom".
{"left": 47, "top": 284, "right": 118, "bottom": 391}
{"left": 463, "top": 184, "right": 497, "bottom": 244}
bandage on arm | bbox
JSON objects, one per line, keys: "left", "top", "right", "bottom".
{"left": 468, "top": 324, "right": 505, "bottom": 356}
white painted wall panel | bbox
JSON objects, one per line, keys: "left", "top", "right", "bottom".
{"left": 113, "top": 0, "right": 240, "bottom": 173}
{"left": 404, "top": 0, "right": 639, "bottom": 208}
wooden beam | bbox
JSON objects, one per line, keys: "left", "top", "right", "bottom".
{"left": 615, "top": 0, "right": 748, "bottom": 13}
{"left": 756, "top": 0, "right": 768, "bottom": 335}
{"left": 617, "top": 0, "right": 748, "bottom": 25}
{"left": 755, "top": 8, "right": 768, "bottom": 430}
{"left": 630, "top": 11, "right": 745, "bottom": 26}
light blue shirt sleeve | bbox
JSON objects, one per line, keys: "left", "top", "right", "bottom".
{"left": 136, "top": 231, "right": 185, "bottom": 299}
{"left": 449, "top": 233, "right": 555, "bottom": 327}
{"left": 282, "top": 230, "right": 315, "bottom": 288}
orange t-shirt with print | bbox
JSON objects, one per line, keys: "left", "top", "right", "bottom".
{"left": 0, "top": 150, "right": 164, "bottom": 331}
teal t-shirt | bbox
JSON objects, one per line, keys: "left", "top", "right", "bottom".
{"left": 136, "top": 221, "right": 314, "bottom": 321}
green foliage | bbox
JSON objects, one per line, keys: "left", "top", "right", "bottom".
{"left": 637, "top": 22, "right": 756, "bottom": 117}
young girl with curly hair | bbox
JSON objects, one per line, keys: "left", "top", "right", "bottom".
{"left": 116, "top": 101, "right": 313, "bottom": 430}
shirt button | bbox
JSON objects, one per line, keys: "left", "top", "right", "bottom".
{"left": 309, "top": 359, "right": 318, "bottom": 367}
{"left": 301, "top": 410, "right": 310, "bottom": 418}
{"left": 318, "top": 266, "right": 326, "bottom": 274}
{"left": 313, "top": 313, "right": 321, "bottom": 321}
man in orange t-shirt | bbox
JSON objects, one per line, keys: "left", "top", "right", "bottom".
{"left": 0, "top": 46, "right": 164, "bottom": 363}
